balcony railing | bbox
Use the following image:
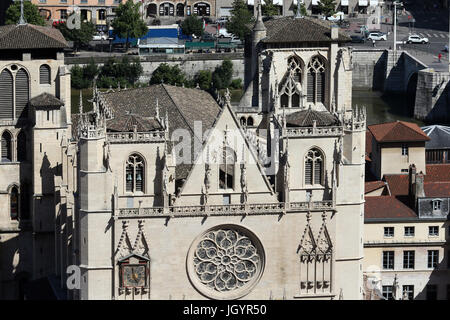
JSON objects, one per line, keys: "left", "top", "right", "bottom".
{"left": 283, "top": 126, "right": 343, "bottom": 138}
{"left": 106, "top": 131, "right": 166, "bottom": 143}
{"left": 117, "top": 201, "right": 335, "bottom": 218}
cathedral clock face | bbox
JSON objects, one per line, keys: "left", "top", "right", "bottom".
{"left": 122, "top": 265, "right": 146, "bottom": 287}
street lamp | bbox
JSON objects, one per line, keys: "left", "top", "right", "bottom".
{"left": 393, "top": 1, "right": 403, "bottom": 62}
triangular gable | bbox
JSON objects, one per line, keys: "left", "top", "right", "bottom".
{"left": 176, "top": 101, "right": 277, "bottom": 202}
{"left": 133, "top": 220, "right": 149, "bottom": 257}
{"left": 115, "top": 221, "right": 133, "bottom": 258}
{"left": 316, "top": 224, "right": 332, "bottom": 255}
{"left": 297, "top": 225, "right": 316, "bottom": 258}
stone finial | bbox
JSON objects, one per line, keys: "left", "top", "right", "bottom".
{"left": 224, "top": 88, "right": 231, "bottom": 105}
{"left": 253, "top": 0, "right": 266, "bottom": 32}
{"left": 196, "top": 83, "right": 200, "bottom": 89}
{"left": 295, "top": 0, "right": 304, "bottom": 19}
{"left": 155, "top": 98, "right": 160, "bottom": 120}
{"left": 17, "top": 0, "right": 27, "bottom": 25}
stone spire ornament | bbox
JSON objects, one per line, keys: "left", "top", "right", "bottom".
{"left": 254, "top": 1, "right": 266, "bottom": 32}
{"left": 295, "top": 0, "right": 304, "bottom": 19}
{"left": 79, "top": 90, "right": 83, "bottom": 114}
{"left": 16, "top": 0, "right": 27, "bottom": 25}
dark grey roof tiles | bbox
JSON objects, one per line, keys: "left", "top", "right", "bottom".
{"left": 262, "top": 17, "right": 350, "bottom": 44}
{"left": 286, "top": 108, "right": 339, "bottom": 127}
{"left": 0, "top": 24, "right": 68, "bottom": 50}
{"left": 30, "top": 92, "right": 64, "bottom": 108}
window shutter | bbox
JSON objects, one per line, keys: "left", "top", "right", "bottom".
{"left": 39, "top": 65, "right": 51, "bottom": 85}
{"left": 305, "top": 159, "right": 313, "bottom": 185}
{"left": 1, "top": 132, "right": 12, "bottom": 161}
{"left": 15, "top": 69, "right": 29, "bottom": 119}
{"left": 0, "top": 70, "right": 13, "bottom": 119}
{"left": 135, "top": 165, "right": 143, "bottom": 192}
{"left": 307, "top": 72, "right": 315, "bottom": 103}
{"left": 317, "top": 72, "right": 325, "bottom": 103}
{"left": 314, "top": 159, "right": 322, "bottom": 185}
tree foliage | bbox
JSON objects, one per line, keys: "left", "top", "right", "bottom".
{"left": 111, "top": 0, "right": 148, "bottom": 51}
{"left": 71, "top": 57, "right": 143, "bottom": 89}
{"left": 5, "top": 1, "right": 45, "bottom": 26}
{"left": 226, "top": 0, "right": 254, "bottom": 40}
{"left": 55, "top": 16, "right": 96, "bottom": 52}
{"left": 194, "top": 70, "right": 212, "bottom": 90}
{"left": 262, "top": 0, "right": 279, "bottom": 16}
{"left": 150, "top": 63, "right": 186, "bottom": 86}
{"left": 212, "top": 59, "right": 234, "bottom": 90}
{"left": 318, "top": 0, "right": 336, "bottom": 17}
{"left": 291, "top": 2, "right": 308, "bottom": 16}
{"left": 181, "top": 15, "right": 204, "bottom": 37}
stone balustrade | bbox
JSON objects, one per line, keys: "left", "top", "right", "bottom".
{"left": 117, "top": 201, "right": 335, "bottom": 218}
{"left": 106, "top": 131, "right": 166, "bottom": 143}
{"left": 283, "top": 126, "right": 343, "bottom": 138}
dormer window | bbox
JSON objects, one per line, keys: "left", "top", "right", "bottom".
{"left": 432, "top": 199, "right": 442, "bottom": 211}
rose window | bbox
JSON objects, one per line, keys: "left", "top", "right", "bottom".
{"left": 187, "top": 226, "right": 264, "bottom": 299}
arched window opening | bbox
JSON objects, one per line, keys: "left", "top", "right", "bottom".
{"left": 1, "top": 131, "right": 12, "bottom": 162}
{"left": 219, "top": 147, "right": 235, "bottom": 190}
{"left": 147, "top": 4, "right": 157, "bottom": 16}
{"left": 15, "top": 68, "right": 29, "bottom": 119}
{"left": 305, "top": 148, "right": 324, "bottom": 186}
{"left": 247, "top": 117, "right": 254, "bottom": 126}
{"left": 126, "top": 154, "right": 145, "bottom": 193}
{"left": 160, "top": 3, "right": 174, "bottom": 16}
{"left": 10, "top": 186, "right": 19, "bottom": 220}
{"left": 279, "top": 69, "right": 302, "bottom": 108}
{"left": 17, "top": 130, "right": 27, "bottom": 162}
{"left": 176, "top": 3, "right": 185, "bottom": 16}
{"left": 307, "top": 56, "right": 326, "bottom": 104}
{"left": 0, "top": 69, "right": 13, "bottom": 119}
{"left": 288, "top": 56, "right": 303, "bottom": 83}
{"left": 40, "top": 64, "right": 51, "bottom": 85}
{"left": 240, "top": 117, "right": 246, "bottom": 126}
{"left": 193, "top": 2, "right": 210, "bottom": 16}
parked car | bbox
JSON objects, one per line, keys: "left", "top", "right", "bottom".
{"left": 202, "top": 32, "right": 216, "bottom": 41}
{"left": 218, "top": 28, "right": 233, "bottom": 38}
{"left": 327, "top": 11, "right": 345, "bottom": 22}
{"left": 350, "top": 35, "right": 366, "bottom": 43}
{"left": 92, "top": 33, "right": 108, "bottom": 41}
{"left": 367, "top": 32, "right": 387, "bottom": 41}
{"left": 216, "top": 17, "right": 228, "bottom": 24}
{"left": 406, "top": 34, "right": 429, "bottom": 44}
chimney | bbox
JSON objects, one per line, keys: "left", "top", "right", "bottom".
{"left": 413, "top": 171, "right": 425, "bottom": 209}
{"left": 331, "top": 25, "right": 339, "bottom": 40}
{"left": 408, "top": 163, "right": 416, "bottom": 196}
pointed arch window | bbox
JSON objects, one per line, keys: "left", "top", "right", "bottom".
{"left": 39, "top": 64, "right": 51, "bottom": 85}
{"left": 279, "top": 56, "right": 303, "bottom": 108}
{"left": 219, "top": 147, "right": 236, "bottom": 190}
{"left": 0, "top": 69, "right": 13, "bottom": 119}
{"left": 126, "top": 154, "right": 145, "bottom": 193}
{"left": 10, "top": 186, "right": 19, "bottom": 220}
{"left": 15, "top": 68, "right": 29, "bottom": 119}
{"left": 305, "top": 148, "right": 324, "bottom": 186}
{"left": 307, "top": 56, "right": 326, "bottom": 104}
{"left": 1, "top": 131, "right": 12, "bottom": 162}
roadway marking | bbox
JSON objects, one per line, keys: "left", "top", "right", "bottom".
{"left": 426, "top": 33, "right": 432, "bottom": 37}
{"left": 433, "top": 34, "right": 439, "bottom": 37}
{"left": 440, "top": 34, "right": 446, "bottom": 38}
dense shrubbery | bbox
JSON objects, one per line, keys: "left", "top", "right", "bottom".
{"left": 71, "top": 57, "right": 143, "bottom": 89}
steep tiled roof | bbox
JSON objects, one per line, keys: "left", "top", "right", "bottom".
{"left": 98, "top": 84, "right": 222, "bottom": 180}
{"left": 286, "top": 109, "right": 339, "bottom": 127}
{"left": 365, "top": 181, "right": 387, "bottom": 194}
{"left": 262, "top": 17, "right": 350, "bottom": 44}
{"left": 0, "top": 24, "right": 68, "bottom": 50}
{"left": 383, "top": 174, "right": 409, "bottom": 196}
{"left": 107, "top": 114, "right": 162, "bottom": 132}
{"left": 421, "top": 125, "right": 450, "bottom": 149}
{"left": 425, "top": 164, "right": 450, "bottom": 182}
{"left": 29, "top": 92, "right": 64, "bottom": 108}
{"left": 364, "top": 196, "right": 417, "bottom": 220}
{"left": 368, "top": 121, "right": 430, "bottom": 143}
{"left": 424, "top": 182, "right": 450, "bottom": 198}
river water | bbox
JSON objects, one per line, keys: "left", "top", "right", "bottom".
{"left": 352, "top": 89, "right": 424, "bottom": 126}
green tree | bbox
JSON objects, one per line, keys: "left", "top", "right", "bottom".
{"left": 111, "top": 0, "right": 148, "bottom": 51}
{"left": 226, "top": 0, "right": 254, "bottom": 40}
{"left": 212, "top": 59, "right": 233, "bottom": 90}
{"left": 97, "top": 56, "right": 143, "bottom": 88}
{"left": 194, "top": 70, "right": 212, "bottom": 90}
{"left": 55, "top": 16, "right": 96, "bottom": 52}
{"left": 181, "top": 15, "right": 204, "bottom": 37}
{"left": 71, "top": 65, "right": 90, "bottom": 89}
{"left": 262, "top": 0, "right": 279, "bottom": 16}
{"left": 291, "top": 3, "right": 308, "bottom": 16}
{"left": 150, "top": 63, "right": 186, "bottom": 86}
{"left": 5, "top": 1, "right": 46, "bottom": 26}
{"left": 83, "top": 58, "right": 99, "bottom": 82}
{"left": 318, "top": 0, "right": 336, "bottom": 17}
